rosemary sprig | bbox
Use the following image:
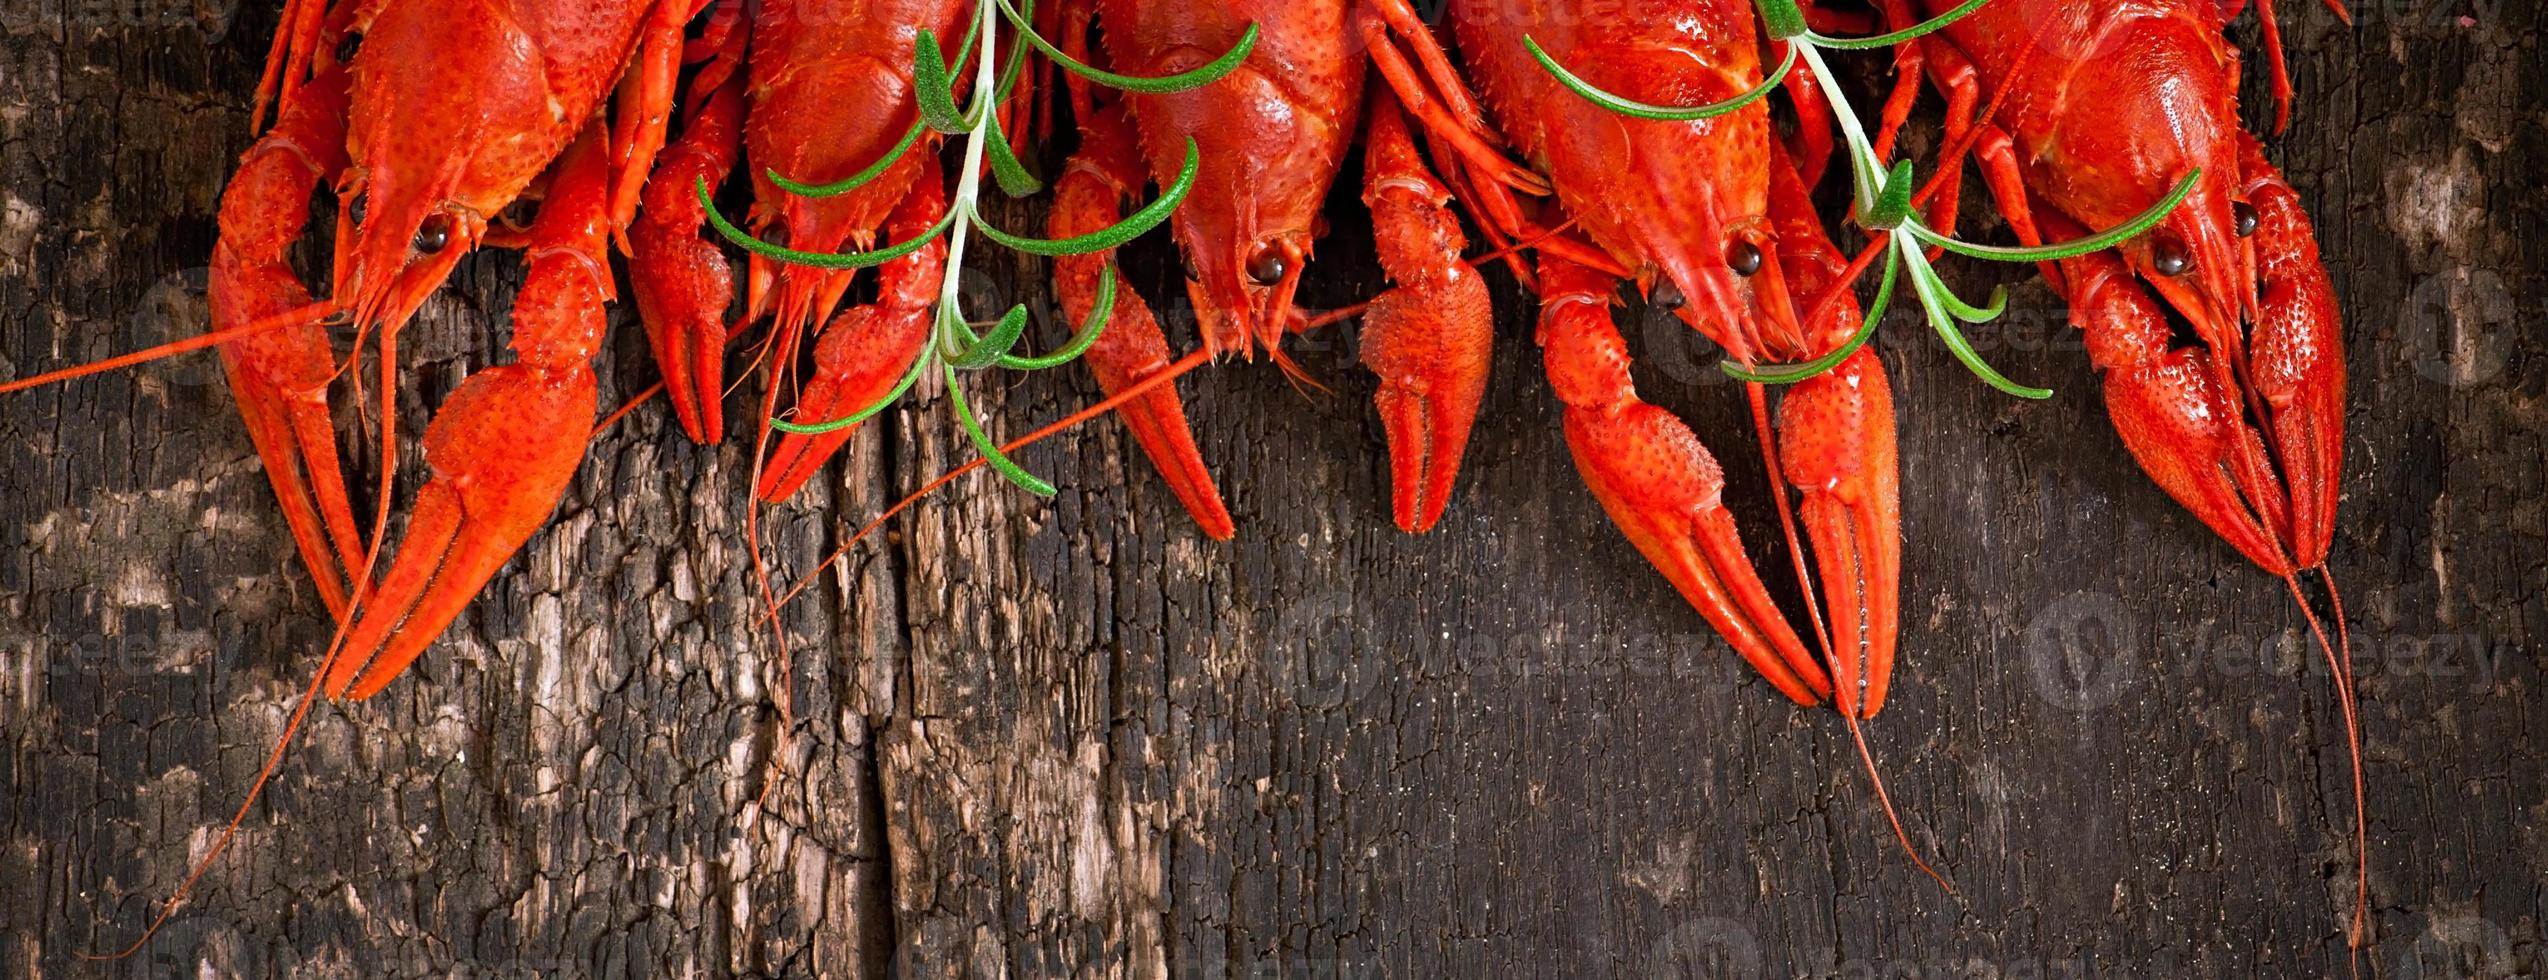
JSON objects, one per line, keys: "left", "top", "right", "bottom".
{"left": 1527, "top": 0, "right": 2198, "bottom": 398}
{"left": 699, "top": 0, "right": 1256, "bottom": 493}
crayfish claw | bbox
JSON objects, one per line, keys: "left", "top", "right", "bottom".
{"left": 2078, "top": 256, "right": 2299, "bottom": 574}
{"left": 1360, "top": 92, "right": 1494, "bottom": 534}
{"left": 329, "top": 126, "right": 617, "bottom": 699}
{"left": 211, "top": 251, "right": 368, "bottom": 619}
{"left": 1081, "top": 283, "right": 1235, "bottom": 541}
{"left": 629, "top": 65, "right": 747, "bottom": 444}
{"left": 756, "top": 304, "right": 933, "bottom": 503}
{"left": 1055, "top": 105, "right": 1235, "bottom": 539}
{"left": 1763, "top": 142, "right": 1904, "bottom": 717}
{"left": 1538, "top": 257, "right": 1832, "bottom": 706}
{"left": 2238, "top": 133, "right": 2346, "bottom": 571}
{"left": 325, "top": 364, "right": 598, "bottom": 700}
{"left": 1776, "top": 349, "right": 1903, "bottom": 718}
{"left": 755, "top": 160, "right": 947, "bottom": 502}
{"left": 210, "top": 55, "right": 366, "bottom": 619}
{"left": 1364, "top": 285, "right": 1492, "bottom": 534}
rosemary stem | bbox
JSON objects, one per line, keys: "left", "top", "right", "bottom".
{"left": 1796, "top": 42, "right": 1887, "bottom": 215}
{"left": 937, "top": 0, "right": 1002, "bottom": 357}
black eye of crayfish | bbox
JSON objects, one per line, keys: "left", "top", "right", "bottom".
{"left": 1245, "top": 243, "right": 1288, "bottom": 287}
{"left": 412, "top": 214, "right": 452, "bottom": 256}
{"left": 347, "top": 193, "right": 368, "bottom": 228}
{"left": 2234, "top": 201, "right": 2260, "bottom": 238}
{"left": 1181, "top": 251, "right": 1204, "bottom": 283}
{"left": 1726, "top": 240, "right": 1765, "bottom": 278}
{"left": 336, "top": 33, "right": 362, "bottom": 64}
{"left": 2151, "top": 235, "right": 2194, "bottom": 277}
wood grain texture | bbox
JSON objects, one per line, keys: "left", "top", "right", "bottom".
{"left": 1, "top": 3, "right": 2540, "bottom": 978}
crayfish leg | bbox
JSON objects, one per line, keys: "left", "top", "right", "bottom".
{"left": 323, "top": 124, "right": 617, "bottom": 700}
{"left": 211, "top": 42, "right": 366, "bottom": 619}
{"left": 1536, "top": 256, "right": 1832, "bottom": 707}
{"left": 607, "top": 0, "right": 722, "bottom": 235}
{"left": 1054, "top": 104, "right": 1235, "bottom": 540}
{"left": 756, "top": 160, "right": 946, "bottom": 503}
{"left": 1359, "top": 91, "right": 1494, "bottom": 534}
{"left": 628, "top": 15, "right": 750, "bottom": 444}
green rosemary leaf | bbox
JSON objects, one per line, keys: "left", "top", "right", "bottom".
{"left": 770, "top": 122, "right": 925, "bottom": 200}
{"left": 1908, "top": 169, "right": 2201, "bottom": 263}
{"left": 1005, "top": 0, "right": 1257, "bottom": 94}
{"left": 701, "top": 178, "right": 958, "bottom": 269}
{"left": 951, "top": 304, "right": 1033, "bottom": 369}
{"left": 914, "top": 30, "right": 975, "bottom": 135}
{"left": 769, "top": 345, "right": 932, "bottom": 435}
{"left": 1810, "top": 0, "right": 1996, "bottom": 49}
{"left": 984, "top": 113, "right": 1044, "bottom": 198}
{"left": 1905, "top": 246, "right": 2050, "bottom": 399}
{"left": 972, "top": 138, "right": 1196, "bottom": 255}
{"left": 1525, "top": 36, "right": 1794, "bottom": 122}
{"left": 1003, "top": 264, "right": 1115, "bottom": 370}
{"left": 946, "top": 365, "right": 1057, "bottom": 496}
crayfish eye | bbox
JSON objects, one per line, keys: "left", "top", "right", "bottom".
{"left": 347, "top": 193, "right": 369, "bottom": 228}
{"left": 413, "top": 214, "right": 452, "bottom": 255}
{"left": 1726, "top": 240, "right": 1764, "bottom": 278}
{"left": 1650, "top": 278, "right": 1687, "bottom": 313}
{"left": 335, "top": 32, "right": 362, "bottom": 63}
{"left": 1245, "top": 243, "right": 1288, "bottom": 287}
{"left": 1182, "top": 251, "right": 1204, "bottom": 283}
{"left": 2151, "top": 235, "right": 2194, "bottom": 277}
{"left": 2233, "top": 201, "right": 2260, "bottom": 238}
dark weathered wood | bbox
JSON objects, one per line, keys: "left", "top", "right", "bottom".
{"left": 2, "top": 3, "right": 2541, "bottom": 978}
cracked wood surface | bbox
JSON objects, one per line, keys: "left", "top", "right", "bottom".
{"left": 2, "top": 4, "right": 2544, "bottom": 978}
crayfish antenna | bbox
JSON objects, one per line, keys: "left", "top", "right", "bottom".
{"left": 81, "top": 381, "right": 408, "bottom": 959}
{"left": 90, "top": 404, "right": 448, "bottom": 956}
{"left": 79, "top": 633, "right": 357, "bottom": 961}
{"left": 0, "top": 301, "right": 330, "bottom": 396}
{"left": 1750, "top": 142, "right": 1935, "bottom": 885}
{"left": 2289, "top": 571, "right": 2369, "bottom": 954}
{"left": 1747, "top": 383, "right": 1837, "bottom": 674}
{"left": 742, "top": 161, "right": 954, "bottom": 792}
{"left": 766, "top": 348, "right": 1220, "bottom": 622}
{"left": 742, "top": 344, "right": 1233, "bottom": 812}
{"left": 2254, "top": 2, "right": 2354, "bottom": 136}
{"left": 1843, "top": 712, "right": 1955, "bottom": 894}
{"left": 595, "top": 382, "right": 668, "bottom": 435}
{"left": 2256, "top": 0, "right": 2297, "bottom": 135}
{"left": 742, "top": 300, "right": 806, "bottom": 816}
{"left": 1266, "top": 342, "right": 1333, "bottom": 399}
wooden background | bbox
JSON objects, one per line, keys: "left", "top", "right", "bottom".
{"left": 2, "top": 3, "right": 2540, "bottom": 978}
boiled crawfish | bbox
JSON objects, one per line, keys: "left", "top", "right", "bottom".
{"left": 1875, "top": 0, "right": 2364, "bottom": 942}
{"left": 1047, "top": 0, "right": 1496, "bottom": 537}
{"left": 2, "top": 0, "right": 708, "bottom": 953}
{"left": 1887, "top": 0, "right": 2347, "bottom": 587}
{"left": 629, "top": 0, "right": 972, "bottom": 507}
{"left": 1364, "top": 0, "right": 1905, "bottom": 718}
{"left": 212, "top": 0, "right": 702, "bottom": 698}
